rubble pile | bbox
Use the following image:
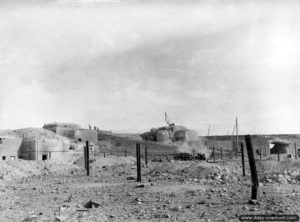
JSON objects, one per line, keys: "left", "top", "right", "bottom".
{"left": 145, "top": 161, "right": 237, "bottom": 186}
{"left": 262, "top": 169, "right": 300, "bottom": 185}
{"left": 0, "top": 159, "right": 81, "bottom": 180}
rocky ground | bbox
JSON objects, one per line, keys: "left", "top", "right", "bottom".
{"left": 0, "top": 156, "right": 300, "bottom": 222}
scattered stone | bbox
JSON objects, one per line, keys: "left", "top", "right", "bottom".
{"left": 169, "top": 192, "right": 176, "bottom": 197}
{"left": 84, "top": 200, "right": 100, "bottom": 209}
{"left": 249, "top": 199, "right": 258, "bottom": 205}
{"left": 185, "top": 204, "right": 193, "bottom": 209}
{"left": 23, "top": 215, "right": 38, "bottom": 221}
{"left": 250, "top": 207, "right": 258, "bottom": 211}
{"left": 59, "top": 205, "right": 69, "bottom": 212}
{"left": 243, "top": 206, "right": 249, "bottom": 211}
{"left": 55, "top": 215, "right": 68, "bottom": 222}
{"left": 0, "top": 175, "right": 12, "bottom": 180}
{"left": 171, "top": 205, "right": 182, "bottom": 211}
{"left": 165, "top": 200, "right": 171, "bottom": 204}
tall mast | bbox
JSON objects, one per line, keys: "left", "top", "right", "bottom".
{"left": 236, "top": 117, "right": 239, "bottom": 156}
{"left": 207, "top": 125, "right": 211, "bottom": 136}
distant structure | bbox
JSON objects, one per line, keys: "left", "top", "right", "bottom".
{"left": 270, "top": 140, "right": 289, "bottom": 155}
{"left": 0, "top": 136, "right": 71, "bottom": 161}
{"left": 141, "top": 113, "right": 198, "bottom": 144}
{"left": 43, "top": 122, "right": 80, "bottom": 140}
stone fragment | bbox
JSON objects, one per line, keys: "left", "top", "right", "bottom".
{"left": 55, "top": 215, "right": 68, "bottom": 222}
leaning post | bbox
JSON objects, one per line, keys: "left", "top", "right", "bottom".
{"left": 241, "top": 143, "right": 245, "bottom": 177}
{"left": 136, "top": 143, "right": 141, "bottom": 182}
{"left": 245, "top": 135, "right": 259, "bottom": 201}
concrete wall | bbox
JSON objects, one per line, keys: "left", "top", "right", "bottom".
{"left": 0, "top": 137, "right": 23, "bottom": 160}
{"left": 21, "top": 139, "right": 71, "bottom": 161}
{"left": 206, "top": 139, "right": 233, "bottom": 151}
{"left": 205, "top": 135, "right": 270, "bottom": 159}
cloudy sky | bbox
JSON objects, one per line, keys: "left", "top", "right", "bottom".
{"left": 1, "top": 0, "right": 300, "bottom": 135}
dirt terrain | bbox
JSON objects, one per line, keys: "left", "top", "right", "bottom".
{"left": 0, "top": 155, "right": 300, "bottom": 222}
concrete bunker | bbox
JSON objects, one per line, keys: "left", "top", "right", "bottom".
{"left": 21, "top": 139, "right": 71, "bottom": 161}
{"left": 270, "top": 140, "right": 289, "bottom": 155}
{"left": 0, "top": 137, "right": 23, "bottom": 160}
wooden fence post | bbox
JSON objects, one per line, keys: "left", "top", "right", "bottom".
{"left": 245, "top": 135, "right": 259, "bottom": 201}
{"left": 136, "top": 143, "right": 141, "bottom": 182}
{"left": 84, "top": 143, "right": 87, "bottom": 170}
{"left": 86, "top": 141, "right": 90, "bottom": 176}
{"left": 260, "top": 147, "right": 262, "bottom": 160}
{"left": 221, "top": 147, "right": 223, "bottom": 160}
{"left": 295, "top": 142, "right": 297, "bottom": 159}
{"left": 241, "top": 143, "right": 245, "bottom": 177}
{"left": 213, "top": 146, "right": 215, "bottom": 163}
{"left": 145, "top": 146, "right": 148, "bottom": 166}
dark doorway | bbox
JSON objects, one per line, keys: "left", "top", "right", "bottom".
{"left": 42, "top": 155, "right": 48, "bottom": 161}
{"left": 2, "top": 156, "right": 6, "bottom": 160}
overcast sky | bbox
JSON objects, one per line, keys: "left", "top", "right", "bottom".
{"left": 1, "top": 0, "right": 300, "bottom": 135}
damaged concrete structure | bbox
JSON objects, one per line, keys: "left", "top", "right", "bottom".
{"left": 141, "top": 125, "right": 198, "bottom": 144}
{"left": 173, "top": 130, "right": 198, "bottom": 143}
{"left": 0, "top": 137, "right": 23, "bottom": 160}
{"left": 43, "top": 122, "right": 80, "bottom": 140}
{"left": 140, "top": 125, "right": 209, "bottom": 157}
